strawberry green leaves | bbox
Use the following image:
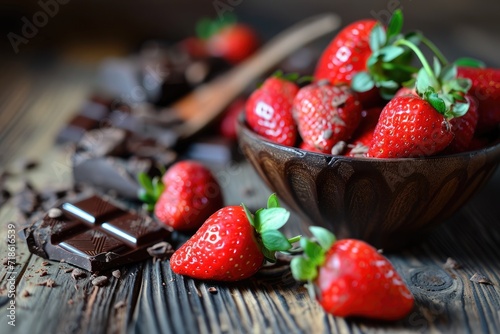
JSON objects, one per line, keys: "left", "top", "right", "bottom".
{"left": 290, "top": 226, "right": 336, "bottom": 281}
{"left": 398, "top": 35, "right": 473, "bottom": 119}
{"left": 243, "top": 194, "right": 300, "bottom": 263}
{"left": 352, "top": 9, "right": 416, "bottom": 99}
{"left": 137, "top": 173, "right": 164, "bottom": 211}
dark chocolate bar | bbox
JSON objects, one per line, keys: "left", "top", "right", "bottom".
{"left": 23, "top": 195, "right": 170, "bottom": 272}
{"left": 72, "top": 127, "right": 177, "bottom": 199}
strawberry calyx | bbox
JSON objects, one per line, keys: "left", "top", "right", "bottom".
{"left": 269, "top": 70, "right": 314, "bottom": 86}
{"left": 352, "top": 9, "right": 418, "bottom": 99}
{"left": 395, "top": 38, "right": 472, "bottom": 119}
{"left": 290, "top": 226, "right": 336, "bottom": 282}
{"left": 195, "top": 14, "right": 238, "bottom": 40}
{"left": 242, "top": 193, "right": 301, "bottom": 263}
{"left": 137, "top": 172, "right": 165, "bottom": 211}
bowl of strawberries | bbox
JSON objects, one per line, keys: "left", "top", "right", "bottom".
{"left": 237, "top": 10, "right": 500, "bottom": 250}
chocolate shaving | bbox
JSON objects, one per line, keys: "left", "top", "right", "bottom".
{"left": 147, "top": 241, "right": 174, "bottom": 259}
{"left": 71, "top": 268, "right": 86, "bottom": 280}
{"left": 92, "top": 276, "right": 109, "bottom": 287}
{"left": 444, "top": 257, "right": 462, "bottom": 270}
{"left": 470, "top": 273, "right": 493, "bottom": 285}
{"left": 114, "top": 300, "right": 126, "bottom": 309}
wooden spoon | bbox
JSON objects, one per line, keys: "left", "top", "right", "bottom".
{"left": 157, "top": 13, "right": 341, "bottom": 141}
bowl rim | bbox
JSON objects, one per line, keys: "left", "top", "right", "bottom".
{"left": 237, "top": 111, "right": 500, "bottom": 163}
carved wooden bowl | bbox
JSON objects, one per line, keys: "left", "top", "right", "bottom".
{"left": 237, "top": 116, "right": 500, "bottom": 250}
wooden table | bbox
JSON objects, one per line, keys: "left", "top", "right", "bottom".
{"left": 1, "top": 56, "right": 500, "bottom": 334}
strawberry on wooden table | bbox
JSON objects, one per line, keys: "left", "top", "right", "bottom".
{"left": 293, "top": 81, "right": 362, "bottom": 154}
{"left": 139, "top": 160, "right": 224, "bottom": 232}
{"left": 245, "top": 74, "right": 299, "bottom": 146}
{"left": 291, "top": 227, "right": 414, "bottom": 321}
{"left": 170, "top": 194, "right": 300, "bottom": 281}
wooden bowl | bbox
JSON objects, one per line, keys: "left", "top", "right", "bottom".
{"left": 237, "top": 116, "right": 500, "bottom": 250}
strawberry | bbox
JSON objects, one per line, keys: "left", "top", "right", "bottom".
{"left": 245, "top": 75, "right": 299, "bottom": 146}
{"left": 170, "top": 194, "right": 300, "bottom": 281}
{"left": 299, "top": 141, "right": 324, "bottom": 153}
{"left": 457, "top": 67, "right": 500, "bottom": 134}
{"left": 367, "top": 36, "right": 474, "bottom": 158}
{"left": 345, "top": 106, "right": 382, "bottom": 157}
{"left": 152, "top": 160, "right": 223, "bottom": 232}
{"left": 443, "top": 95, "right": 479, "bottom": 154}
{"left": 207, "top": 23, "right": 259, "bottom": 64}
{"left": 316, "top": 10, "right": 418, "bottom": 107}
{"left": 314, "top": 19, "right": 377, "bottom": 85}
{"left": 367, "top": 95, "right": 454, "bottom": 158}
{"left": 291, "top": 227, "right": 414, "bottom": 320}
{"left": 293, "top": 82, "right": 362, "bottom": 153}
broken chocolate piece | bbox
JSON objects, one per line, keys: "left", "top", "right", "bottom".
{"left": 23, "top": 194, "right": 170, "bottom": 272}
{"left": 470, "top": 273, "right": 493, "bottom": 285}
{"left": 92, "top": 275, "right": 109, "bottom": 287}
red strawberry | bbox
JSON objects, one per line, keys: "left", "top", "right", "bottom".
{"left": 153, "top": 160, "right": 223, "bottom": 232}
{"left": 345, "top": 107, "right": 382, "bottom": 157}
{"left": 207, "top": 23, "right": 259, "bottom": 64}
{"left": 246, "top": 76, "right": 299, "bottom": 146}
{"left": 314, "top": 19, "right": 377, "bottom": 84}
{"left": 367, "top": 95, "right": 454, "bottom": 158}
{"left": 299, "top": 141, "right": 324, "bottom": 153}
{"left": 291, "top": 227, "right": 414, "bottom": 320}
{"left": 457, "top": 67, "right": 500, "bottom": 134}
{"left": 443, "top": 95, "right": 479, "bottom": 154}
{"left": 293, "top": 82, "right": 362, "bottom": 153}
{"left": 170, "top": 194, "right": 299, "bottom": 281}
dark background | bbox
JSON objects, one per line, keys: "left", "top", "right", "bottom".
{"left": 1, "top": 0, "right": 500, "bottom": 66}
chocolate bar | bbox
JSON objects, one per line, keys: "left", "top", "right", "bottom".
{"left": 24, "top": 195, "right": 170, "bottom": 272}
{"left": 72, "top": 126, "right": 177, "bottom": 199}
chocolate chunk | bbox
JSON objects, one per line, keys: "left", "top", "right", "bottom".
{"left": 56, "top": 98, "right": 110, "bottom": 144}
{"left": 13, "top": 182, "right": 41, "bottom": 216}
{"left": 71, "top": 268, "right": 86, "bottom": 280}
{"left": 92, "top": 276, "right": 109, "bottom": 287}
{"left": 147, "top": 241, "right": 174, "bottom": 259}
{"left": 78, "top": 128, "right": 127, "bottom": 157}
{"left": 112, "top": 269, "right": 121, "bottom": 279}
{"left": 470, "top": 273, "right": 493, "bottom": 285}
{"left": 23, "top": 194, "right": 170, "bottom": 272}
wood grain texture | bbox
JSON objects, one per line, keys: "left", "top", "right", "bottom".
{"left": 1, "top": 60, "right": 500, "bottom": 334}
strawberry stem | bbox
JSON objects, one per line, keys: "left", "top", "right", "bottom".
{"left": 288, "top": 235, "right": 301, "bottom": 244}
{"left": 416, "top": 33, "right": 449, "bottom": 65}
{"left": 395, "top": 39, "right": 439, "bottom": 88}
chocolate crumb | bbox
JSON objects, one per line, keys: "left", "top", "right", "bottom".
{"left": 68, "top": 299, "right": 74, "bottom": 305}
{"left": 22, "top": 290, "right": 31, "bottom": 297}
{"left": 41, "top": 261, "right": 50, "bottom": 266}
{"left": 147, "top": 241, "right": 174, "bottom": 259}
{"left": 114, "top": 300, "right": 126, "bottom": 309}
{"left": 38, "top": 279, "right": 56, "bottom": 288}
{"left": 23, "top": 159, "right": 40, "bottom": 171}
{"left": 162, "top": 282, "right": 166, "bottom": 286}
{"left": 71, "top": 268, "right": 86, "bottom": 280}
{"left": 470, "top": 273, "right": 493, "bottom": 285}
{"left": 47, "top": 208, "right": 63, "bottom": 219}
{"left": 2, "top": 258, "right": 8, "bottom": 266}
{"left": 208, "top": 287, "right": 218, "bottom": 294}
{"left": 112, "top": 270, "right": 121, "bottom": 279}
{"left": 64, "top": 268, "right": 74, "bottom": 273}
{"left": 92, "top": 276, "right": 109, "bottom": 287}
{"left": 39, "top": 269, "right": 48, "bottom": 277}
{"left": 444, "top": 257, "right": 461, "bottom": 270}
